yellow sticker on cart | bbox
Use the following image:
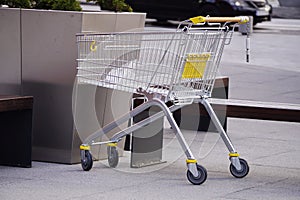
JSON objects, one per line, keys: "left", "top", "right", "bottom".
{"left": 182, "top": 53, "right": 210, "bottom": 79}
{"left": 90, "top": 40, "right": 97, "bottom": 52}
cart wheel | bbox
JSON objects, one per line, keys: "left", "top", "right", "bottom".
{"left": 186, "top": 164, "right": 207, "bottom": 185}
{"left": 107, "top": 146, "right": 119, "bottom": 168}
{"left": 81, "top": 150, "right": 93, "bottom": 171}
{"left": 230, "top": 158, "right": 249, "bottom": 178}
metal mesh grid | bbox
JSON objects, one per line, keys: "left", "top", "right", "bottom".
{"left": 77, "top": 28, "right": 229, "bottom": 104}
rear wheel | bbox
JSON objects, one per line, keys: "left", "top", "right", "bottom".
{"left": 156, "top": 18, "right": 168, "bottom": 23}
{"left": 81, "top": 150, "right": 93, "bottom": 171}
{"left": 155, "top": 18, "right": 170, "bottom": 26}
{"left": 199, "top": 4, "right": 220, "bottom": 17}
{"left": 107, "top": 146, "right": 119, "bottom": 168}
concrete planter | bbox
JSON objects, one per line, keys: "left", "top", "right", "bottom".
{"left": 0, "top": 8, "right": 146, "bottom": 164}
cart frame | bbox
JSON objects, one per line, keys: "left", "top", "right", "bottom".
{"left": 76, "top": 16, "right": 250, "bottom": 185}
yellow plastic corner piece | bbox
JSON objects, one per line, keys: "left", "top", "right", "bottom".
{"left": 182, "top": 53, "right": 210, "bottom": 79}
{"left": 107, "top": 142, "right": 118, "bottom": 147}
{"left": 186, "top": 159, "right": 197, "bottom": 164}
{"left": 80, "top": 145, "right": 90, "bottom": 150}
{"left": 189, "top": 16, "right": 206, "bottom": 24}
{"left": 229, "top": 152, "right": 240, "bottom": 157}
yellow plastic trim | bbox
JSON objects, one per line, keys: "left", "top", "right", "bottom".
{"left": 182, "top": 53, "right": 210, "bottom": 79}
{"left": 89, "top": 40, "right": 97, "bottom": 52}
{"left": 80, "top": 145, "right": 90, "bottom": 150}
{"left": 189, "top": 16, "right": 206, "bottom": 24}
{"left": 186, "top": 159, "right": 197, "bottom": 164}
{"left": 107, "top": 143, "right": 118, "bottom": 147}
{"left": 229, "top": 152, "right": 240, "bottom": 157}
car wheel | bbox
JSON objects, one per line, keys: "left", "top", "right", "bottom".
{"left": 199, "top": 4, "right": 220, "bottom": 17}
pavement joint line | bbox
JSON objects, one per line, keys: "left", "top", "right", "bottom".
{"left": 224, "top": 178, "right": 290, "bottom": 198}
{"left": 245, "top": 136, "right": 291, "bottom": 142}
{"left": 251, "top": 164, "right": 300, "bottom": 171}
{"left": 263, "top": 177, "right": 290, "bottom": 186}
{"left": 252, "top": 150, "right": 295, "bottom": 160}
{"left": 225, "top": 185, "right": 258, "bottom": 196}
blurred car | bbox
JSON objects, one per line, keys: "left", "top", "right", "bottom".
{"left": 125, "top": 0, "right": 272, "bottom": 25}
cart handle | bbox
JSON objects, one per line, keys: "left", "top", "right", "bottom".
{"left": 189, "top": 16, "right": 249, "bottom": 24}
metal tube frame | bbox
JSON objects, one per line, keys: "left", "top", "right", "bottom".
{"left": 198, "top": 98, "right": 237, "bottom": 153}
{"left": 83, "top": 98, "right": 196, "bottom": 160}
{"left": 198, "top": 98, "right": 242, "bottom": 170}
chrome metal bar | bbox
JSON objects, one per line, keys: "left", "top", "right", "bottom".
{"left": 83, "top": 99, "right": 160, "bottom": 144}
{"left": 200, "top": 98, "right": 236, "bottom": 153}
{"left": 110, "top": 103, "right": 183, "bottom": 141}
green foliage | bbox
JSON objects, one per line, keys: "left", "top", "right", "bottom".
{"left": 89, "top": 0, "right": 132, "bottom": 12}
{"left": 0, "top": 0, "right": 82, "bottom": 11}
{"left": 51, "top": 0, "right": 82, "bottom": 11}
{"left": 0, "top": 0, "right": 32, "bottom": 8}
{"left": 34, "top": 0, "right": 53, "bottom": 9}
{"left": 35, "top": 0, "right": 82, "bottom": 11}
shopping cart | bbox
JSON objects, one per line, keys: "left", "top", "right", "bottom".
{"left": 76, "top": 16, "right": 250, "bottom": 185}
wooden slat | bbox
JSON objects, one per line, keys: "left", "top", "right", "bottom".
{"left": 0, "top": 95, "right": 33, "bottom": 112}
{"left": 207, "top": 98, "right": 300, "bottom": 123}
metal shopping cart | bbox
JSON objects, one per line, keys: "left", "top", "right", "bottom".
{"left": 76, "top": 16, "right": 250, "bottom": 185}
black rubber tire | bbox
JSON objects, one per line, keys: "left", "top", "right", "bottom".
{"left": 199, "top": 4, "right": 221, "bottom": 17}
{"left": 81, "top": 150, "right": 93, "bottom": 171}
{"left": 186, "top": 164, "right": 207, "bottom": 185}
{"left": 156, "top": 18, "right": 168, "bottom": 23}
{"left": 229, "top": 158, "right": 249, "bottom": 178}
{"left": 107, "top": 146, "right": 119, "bottom": 168}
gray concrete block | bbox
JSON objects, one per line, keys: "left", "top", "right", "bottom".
{"left": 21, "top": 9, "right": 83, "bottom": 163}
{"left": 0, "top": 8, "right": 21, "bottom": 95}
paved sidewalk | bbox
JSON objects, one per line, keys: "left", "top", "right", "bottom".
{"left": 1, "top": 119, "right": 299, "bottom": 200}
{"left": 220, "top": 18, "right": 300, "bottom": 104}
{"left": 1, "top": 19, "right": 300, "bottom": 200}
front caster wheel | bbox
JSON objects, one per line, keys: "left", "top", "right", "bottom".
{"left": 107, "top": 146, "right": 119, "bottom": 168}
{"left": 187, "top": 164, "right": 207, "bottom": 185}
{"left": 230, "top": 158, "right": 249, "bottom": 178}
{"left": 81, "top": 150, "right": 93, "bottom": 171}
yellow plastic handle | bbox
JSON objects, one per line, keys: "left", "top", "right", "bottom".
{"left": 189, "top": 16, "right": 249, "bottom": 24}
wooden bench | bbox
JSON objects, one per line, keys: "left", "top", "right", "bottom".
{"left": 174, "top": 98, "right": 300, "bottom": 133}
{"left": 208, "top": 98, "right": 300, "bottom": 123}
{"left": 0, "top": 95, "right": 33, "bottom": 167}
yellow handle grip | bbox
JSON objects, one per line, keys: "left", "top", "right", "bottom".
{"left": 189, "top": 16, "right": 249, "bottom": 24}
